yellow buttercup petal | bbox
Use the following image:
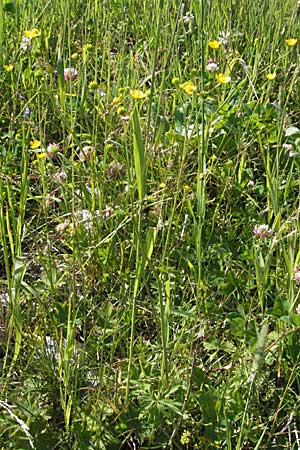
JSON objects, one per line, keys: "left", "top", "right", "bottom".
{"left": 130, "top": 89, "right": 147, "bottom": 99}
{"left": 208, "top": 40, "right": 220, "bottom": 49}
{"left": 266, "top": 72, "right": 276, "bottom": 80}
{"left": 216, "top": 73, "right": 231, "bottom": 83}
{"left": 179, "top": 80, "right": 197, "bottom": 94}
{"left": 30, "top": 139, "right": 41, "bottom": 149}
{"left": 285, "top": 38, "right": 297, "bottom": 46}
{"left": 23, "top": 28, "right": 40, "bottom": 38}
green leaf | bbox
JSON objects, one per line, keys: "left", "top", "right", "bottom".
{"left": 132, "top": 106, "right": 146, "bottom": 200}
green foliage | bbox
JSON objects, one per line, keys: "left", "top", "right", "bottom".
{"left": 1, "top": 0, "right": 300, "bottom": 448}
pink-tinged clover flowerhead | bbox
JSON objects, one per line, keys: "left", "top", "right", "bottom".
{"left": 253, "top": 224, "right": 272, "bottom": 239}
{"left": 64, "top": 67, "right": 78, "bottom": 81}
{"left": 292, "top": 267, "right": 300, "bottom": 284}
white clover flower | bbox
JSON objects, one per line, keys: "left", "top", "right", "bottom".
{"left": 206, "top": 60, "right": 219, "bottom": 72}
{"left": 253, "top": 224, "right": 272, "bottom": 239}
{"left": 64, "top": 67, "right": 78, "bottom": 81}
{"left": 20, "top": 36, "right": 32, "bottom": 51}
{"left": 292, "top": 267, "right": 300, "bottom": 285}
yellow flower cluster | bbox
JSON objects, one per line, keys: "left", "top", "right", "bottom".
{"left": 23, "top": 28, "right": 40, "bottom": 38}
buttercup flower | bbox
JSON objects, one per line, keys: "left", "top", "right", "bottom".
{"left": 253, "top": 224, "right": 272, "bottom": 239}
{"left": 64, "top": 67, "right": 78, "bottom": 81}
{"left": 179, "top": 80, "right": 197, "bottom": 94}
{"left": 216, "top": 73, "right": 231, "bottom": 83}
{"left": 130, "top": 89, "right": 148, "bottom": 99}
{"left": 285, "top": 38, "right": 297, "bottom": 46}
{"left": 30, "top": 139, "right": 41, "bottom": 149}
{"left": 4, "top": 64, "right": 13, "bottom": 72}
{"left": 112, "top": 96, "right": 122, "bottom": 106}
{"left": 266, "top": 72, "right": 276, "bottom": 80}
{"left": 23, "top": 29, "right": 40, "bottom": 38}
{"left": 209, "top": 40, "right": 220, "bottom": 49}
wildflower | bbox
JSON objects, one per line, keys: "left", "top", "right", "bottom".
{"left": 130, "top": 89, "right": 148, "bottom": 99}
{"left": 102, "top": 204, "right": 114, "bottom": 219}
{"left": 79, "top": 145, "right": 95, "bottom": 161}
{"left": 293, "top": 267, "right": 300, "bottom": 284}
{"left": 218, "top": 31, "right": 230, "bottom": 45}
{"left": 206, "top": 59, "right": 218, "bottom": 72}
{"left": 30, "top": 139, "right": 41, "bottom": 149}
{"left": 179, "top": 80, "right": 197, "bottom": 94}
{"left": 112, "top": 96, "right": 122, "bottom": 106}
{"left": 23, "top": 107, "right": 31, "bottom": 119}
{"left": 64, "top": 67, "right": 78, "bottom": 81}
{"left": 285, "top": 38, "right": 297, "bottom": 46}
{"left": 4, "top": 64, "right": 13, "bottom": 72}
{"left": 266, "top": 72, "right": 276, "bottom": 80}
{"left": 23, "top": 28, "right": 40, "bottom": 38}
{"left": 208, "top": 40, "right": 220, "bottom": 49}
{"left": 283, "top": 143, "right": 295, "bottom": 157}
{"left": 216, "top": 73, "right": 231, "bottom": 83}
{"left": 20, "top": 36, "right": 32, "bottom": 51}
{"left": 74, "top": 209, "right": 94, "bottom": 232}
{"left": 172, "top": 77, "right": 180, "bottom": 85}
{"left": 253, "top": 224, "right": 272, "bottom": 239}
{"left": 47, "top": 142, "right": 60, "bottom": 159}
{"left": 53, "top": 171, "right": 67, "bottom": 183}
{"left": 180, "top": 430, "right": 191, "bottom": 445}
{"left": 181, "top": 12, "right": 194, "bottom": 24}
{"left": 36, "top": 152, "right": 46, "bottom": 159}
{"left": 88, "top": 80, "right": 98, "bottom": 90}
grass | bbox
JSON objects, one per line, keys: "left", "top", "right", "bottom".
{"left": 1, "top": 0, "right": 300, "bottom": 448}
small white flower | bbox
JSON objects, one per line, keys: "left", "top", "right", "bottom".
{"left": 206, "top": 61, "right": 219, "bottom": 72}
{"left": 53, "top": 171, "right": 67, "bottom": 183}
{"left": 292, "top": 267, "right": 300, "bottom": 285}
{"left": 253, "top": 224, "right": 272, "bottom": 239}
{"left": 218, "top": 31, "right": 230, "bottom": 45}
{"left": 20, "top": 36, "right": 32, "bottom": 51}
{"left": 64, "top": 67, "right": 78, "bottom": 81}
{"left": 181, "top": 12, "right": 195, "bottom": 24}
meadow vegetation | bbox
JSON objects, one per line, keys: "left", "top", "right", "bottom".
{"left": 1, "top": 0, "right": 300, "bottom": 448}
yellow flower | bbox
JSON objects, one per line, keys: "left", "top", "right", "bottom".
{"left": 208, "top": 40, "right": 220, "bottom": 49}
{"left": 216, "top": 73, "right": 231, "bottom": 83}
{"left": 112, "top": 96, "right": 122, "bottom": 106}
{"left": 30, "top": 139, "right": 41, "bottom": 149}
{"left": 36, "top": 152, "right": 47, "bottom": 159}
{"left": 179, "top": 80, "right": 197, "bottom": 94}
{"left": 172, "top": 77, "right": 180, "bottom": 85}
{"left": 4, "top": 64, "right": 13, "bottom": 72}
{"left": 130, "top": 89, "right": 147, "bottom": 99}
{"left": 23, "top": 28, "right": 40, "bottom": 38}
{"left": 285, "top": 38, "right": 297, "bottom": 46}
{"left": 266, "top": 72, "right": 276, "bottom": 80}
